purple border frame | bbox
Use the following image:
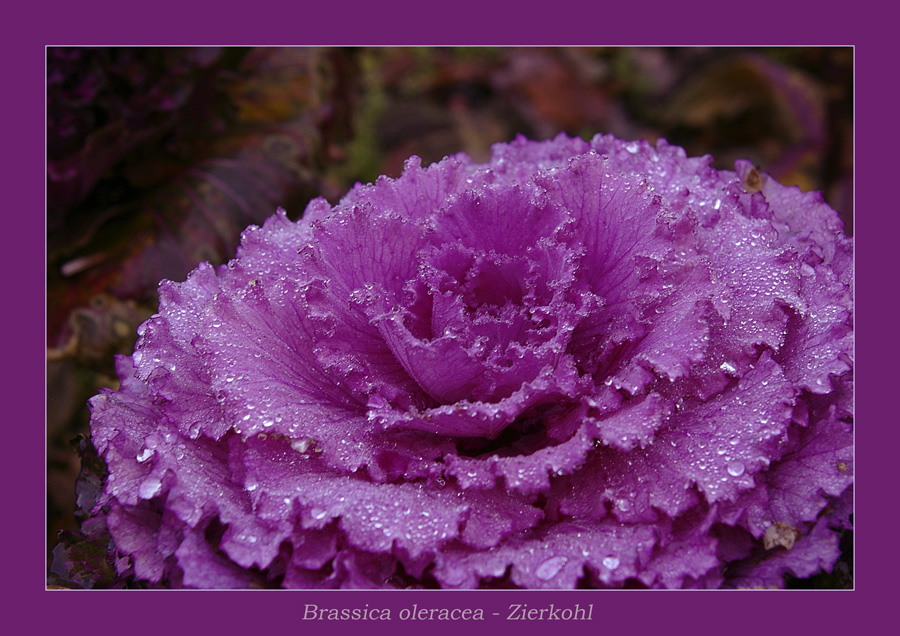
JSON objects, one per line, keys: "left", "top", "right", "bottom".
{"left": 20, "top": 1, "right": 891, "bottom": 634}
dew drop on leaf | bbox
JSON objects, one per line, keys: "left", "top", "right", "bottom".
{"left": 535, "top": 556, "right": 567, "bottom": 581}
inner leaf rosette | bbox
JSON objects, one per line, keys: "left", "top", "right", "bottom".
{"left": 89, "top": 133, "right": 853, "bottom": 589}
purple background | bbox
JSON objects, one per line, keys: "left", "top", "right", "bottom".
{"left": 16, "top": 0, "right": 890, "bottom": 633}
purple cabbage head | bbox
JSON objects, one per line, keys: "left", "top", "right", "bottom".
{"left": 88, "top": 134, "right": 853, "bottom": 588}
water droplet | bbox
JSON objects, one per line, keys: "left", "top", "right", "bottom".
{"left": 727, "top": 461, "right": 745, "bottom": 477}
{"left": 602, "top": 556, "right": 620, "bottom": 570}
{"left": 310, "top": 507, "right": 328, "bottom": 520}
{"left": 536, "top": 556, "right": 567, "bottom": 581}
{"left": 136, "top": 448, "right": 155, "bottom": 463}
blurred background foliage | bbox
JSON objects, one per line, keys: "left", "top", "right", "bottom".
{"left": 46, "top": 46, "right": 853, "bottom": 588}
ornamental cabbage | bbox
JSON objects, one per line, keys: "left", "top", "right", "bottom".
{"left": 88, "top": 134, "right": 853, "bottom": 588}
